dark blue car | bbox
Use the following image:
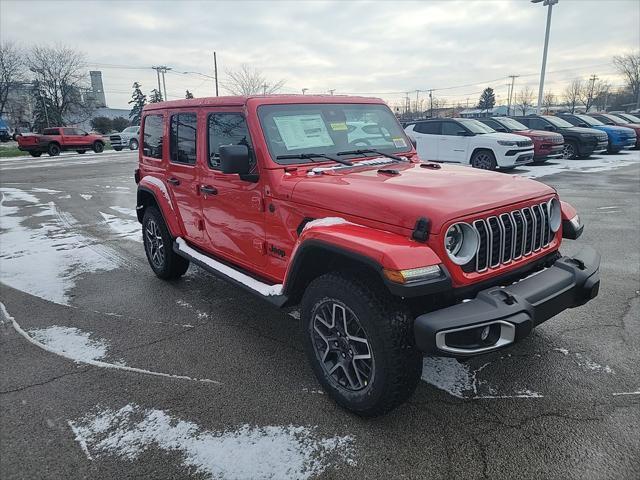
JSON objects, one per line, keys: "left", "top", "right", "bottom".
{"left": 559, "top": 113, "right": 636, "bottom": 153}
{"left": 0, "top": 117, "right": 11, "bottom": 142}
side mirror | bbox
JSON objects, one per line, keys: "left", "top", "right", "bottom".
{"left": 544, "top": 125, "right": 555, "bottom": 131}
{"left": 578, "top": 123, "right": 588, "bottom": 128}
{"left": 457, "top": 131, "right": 474, "bottom": 136}
{"left": 220, "top": 144, "right": 257, "bottom": 182}
{"left": 496, "top": 127, "right": 507, "bottom": 132}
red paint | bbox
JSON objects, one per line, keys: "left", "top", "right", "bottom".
{"left": 138, "top": 95, "right": 573, "bottom": 290}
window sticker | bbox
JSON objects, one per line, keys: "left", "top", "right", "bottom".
{"left": 392, "top": 137, "right": 407, "bottom": 148}
{"left": 273, "top": 114, "right": 334, "bottom": 150}
{"left": 330, "top": 122, "right": 348, "bottom": 131}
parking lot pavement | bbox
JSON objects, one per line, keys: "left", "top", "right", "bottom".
{"left": 1, "top": 149, "right": 639, "bottom": 479}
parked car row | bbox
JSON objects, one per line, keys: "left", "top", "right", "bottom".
{"left": 404, "top": 111, "right": 638, "bottom": 170}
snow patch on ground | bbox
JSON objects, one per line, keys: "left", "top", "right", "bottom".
{"left": 29, "top": 326, "right": 109, "bottom": 362}
{"left": 421, "top": 356, "right": 543, "bottom": 399}
{"left": 516, "top": 151, "right": 639, "bottom": 179}
{"left": 69, "top": 404, "right": 356, "bottom": 479}
{"left": 99, "top": 211, "right": 141, "bottom": 242}
{"left": 79, "top": 194, "right": 93, "bottom": 200}
{"left": 0, "top": 188, "right": 121, "bottom": 304}
{"left": 554, "top": 348, "right": 614, "bottom": 373}
{"left": 110, "top": 206, "right": 136, "bottom": 217}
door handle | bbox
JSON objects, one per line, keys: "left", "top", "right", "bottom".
{"left": 200, "top": 185, "right": 218, "bottom": 196}
{"left": 167, "top": 177, "right": 180, "bottom": 186}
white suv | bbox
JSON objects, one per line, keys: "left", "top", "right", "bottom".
{"left": 405, "top": 118, "right": 534, "bottom": 170}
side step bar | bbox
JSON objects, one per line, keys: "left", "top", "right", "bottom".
{"left": 174, "top": 238, "right": 288, "bottom": 307}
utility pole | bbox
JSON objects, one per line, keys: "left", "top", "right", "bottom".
{"left": 328, "top": 89, "right": 335, "bottom": 95}
{"left": 262, "top": 82, "right": 269, "bottom": 95}
{"left": 152, "top": 66, "right": 172, "bottom": 101}
{"left": 415, "top": 89, "right": 420, "bottom": 116}
{"left": 428, "top": 89, "right": 433, "bottom": 118}
{"left": 213, "top": 51, "right": 219, "bottom": 96}
{"left": 587, "top": 74, "right": 598, "bottom": 111}
{"left": 507, "top": 75, "right": 519, "bottom": 116}
{"left": 302, "top": 88, "right": 308, "bottom": 95}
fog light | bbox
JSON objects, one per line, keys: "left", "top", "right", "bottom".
{"left": 480, "top": 325, "right": 491, "bottom": 341}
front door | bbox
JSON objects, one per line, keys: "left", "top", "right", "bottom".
{"left": 62, "top": 128, "right": 85, "bottom": 148}
{"left": 164, "top": 111, "right": 204, "bottom": 243}
{"left": 198, "top": 110, "right": 266, "bottom": 268}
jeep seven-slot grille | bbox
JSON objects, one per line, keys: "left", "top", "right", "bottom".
{"left": 464, "top": 202, "right": 554, "bottom": 273}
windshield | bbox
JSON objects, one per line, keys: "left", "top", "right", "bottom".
{"left": 544, "top": 116, "right": 574, "bottom": 128}
{"left": 123, "top": 126, "right": 138, "bottom": 133}
{"left": 496, "top": 117, "right": 528, "bottom": 131}
{"left": 601, "top": 113, "right": 626, "bottom": 124}
{"left": 257, "top": 103, "right": 411, "bottom": 164}
{"left": 457, "top": 119, "right": 495, "bottom": 134}
{"left": 621, "top": 113, "right": 640, "bottom": 123}
{"left": 576, "top": 114, "right": 604, "bottom": 126}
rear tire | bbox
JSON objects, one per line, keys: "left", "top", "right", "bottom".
{"left": 142, "top": 206, "right": 189, "bottom": 280}
{"left": 29, "top": 151, "right": 42, "bottom": 157}
{"left": 113, "top": 147, "right": 123, "bottom": 152}
{"left": 470, "top": 150, "right": 497, "bottom": 170}
{"left": 48, "top": 143, "right": 61, "bottom": 156}
{"left": 301, "top": 272, "right": 422, "bottom": 417}
{"left": 76, "top": 150, "right": 86, "bottom": 154}
{"left": 92, "top": 141, "right": 104, "bottom": 153}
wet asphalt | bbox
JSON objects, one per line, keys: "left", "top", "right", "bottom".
{"left": 0, "top": 150, "right": 639, "bottom": 479}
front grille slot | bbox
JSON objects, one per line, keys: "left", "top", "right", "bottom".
{"left": 464, "top": 201, "right": 553, "bottom": 273}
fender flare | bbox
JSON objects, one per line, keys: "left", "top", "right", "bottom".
{"left": 136, "top": 176, "right": 182, "bottom": 237}
{"left": 282, "top": 221, "right": 450, "bottom": 302}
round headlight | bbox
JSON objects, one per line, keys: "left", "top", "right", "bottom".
{"left": 548, "top": 198, "right": 561, "bottom": 232}
{"left": 444, "top": 222, "right": 479, "bottom": 265}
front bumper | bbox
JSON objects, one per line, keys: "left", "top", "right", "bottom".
{"left": 414, "top": 246, "right": 600, "bottom": 356}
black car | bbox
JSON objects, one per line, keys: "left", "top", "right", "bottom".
{"left": 511, "top": 115, "right": 608, "bottom": 159}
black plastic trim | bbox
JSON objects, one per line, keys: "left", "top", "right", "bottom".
{"left": 414, "top": 246, "right": 600, "bottom": 357}
{"left": 562, "top": 219, "right": 583, "bottom": 240}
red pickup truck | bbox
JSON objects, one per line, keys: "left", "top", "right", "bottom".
{"left": 135, "top": 95, "right": 600, "bottom": 416}
{"left": 17, "top": 127, "right": 105, "bottom": 157}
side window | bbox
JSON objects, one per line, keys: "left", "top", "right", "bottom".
{"left": 482, "top": 119, "right": 500, "bottom": 130}
{"left": 207, "top": 113, "right": 254, "bottom": 170}
{"left": 43, "top": 128, "right": 60, "bottom": 135}
{"left": 143, "top": 114, "right": 163, "bottom": 159}
{"left": 442, "top": 122, "right": 466, "bottom": 136}
{"left": 414, "top": 122, "right": 440, "bottom": 134}
{"left": 73, "top": 128, "right": 87, "bottom": 135}
{"left": 528, "top": 118, "right": 547, "bottom": 130}
{"left": 169, "top": 113, "right": 197, "bottom": 165}
{"left": 63, "top": 128, "right": 75, "bottom": 135}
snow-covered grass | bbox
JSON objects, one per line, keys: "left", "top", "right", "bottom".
{"left": 0, "top": 188, "right": 120, "bottom": 304}
{"left": 69, "top": 404, "right": 356, "bottom": 479}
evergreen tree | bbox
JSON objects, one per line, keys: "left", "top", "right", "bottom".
{"left": 149, "top": 89, "right": 163, "bottom": 104}
{"left": 128, "top": 82, "right": 147, "bottom": 126}
{"left": 477, "top": 87, "right": 496, "bottom": 113}
{"left": 185, "top": 90, "right": 194, "bottom": 99}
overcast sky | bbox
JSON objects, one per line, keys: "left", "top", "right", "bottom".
{"left": 1, "top": 0, "right": 638, "bottom": 110}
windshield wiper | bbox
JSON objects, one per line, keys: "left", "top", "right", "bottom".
{"left": 336, "top": 148, "right": 408, "bottom": 162}
{"left": 276, "top": 152, "right": 353, "bottom": 166}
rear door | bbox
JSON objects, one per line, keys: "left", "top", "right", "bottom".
{"left": 412, "top": 121, "right": 440, "bottom": 160}
{"left": 165, "top": 111, "right": 205, "bottom": 243}
{"left": 440, "top": 121, "right": 470, "bottom": 163}
{"left": 198, "top": 110, "right": 266, "bottom": 268}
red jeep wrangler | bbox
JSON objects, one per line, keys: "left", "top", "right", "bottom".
{"left": 17, "top": 127, "right": 105, "bottom": 157}
{"left": 135, "top": 96, "right": 600, "bottom": 416}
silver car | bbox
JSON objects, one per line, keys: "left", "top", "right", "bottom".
{"left": 109, "top": 126, "right": 140, "bottom": 151}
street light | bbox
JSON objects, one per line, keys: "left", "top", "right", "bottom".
{"left": 302, "top": 88, "right": 308, "bottom": 95}
{"left": 532, "top": 0, "right": 558, "bottom": 114}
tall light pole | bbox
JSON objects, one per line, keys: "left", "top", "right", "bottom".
{"left": 301, "top": 88, "right": 308, "bottom": 95}
{"left": 532, "top": 0, "right": 558, "bottom": 114}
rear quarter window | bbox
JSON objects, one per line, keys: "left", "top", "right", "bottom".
{"left": 143, "top": 115, "right": 164, "bottom": 159}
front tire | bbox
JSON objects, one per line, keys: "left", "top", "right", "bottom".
{"left": 562, "top": 141, "right": 578, "bottom": 159}
{"left": 470, "top": 150, "right": 497, "bottom": 170}
{"left": 76, "top": 150, "right": 86, "bottom": 154}
{"left": 93, "top": 141, "right": 104, "bottom": 153}
{"left": 113, "top": 147, "right": 123, "bottom": 152}
{"left": 129, "top": 139, "right": 139, "bottom": 150}
{"left": 142, "top": 206, "right": 189, "bottom": 280}
{"left": 301, "top": 272, "right": 422, "bottom": 417}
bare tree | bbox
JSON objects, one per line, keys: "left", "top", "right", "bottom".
{"left": 516, "top": 86, "right": 534, "bottom": 115}
{"left": 0, "top": 41, "right": 25, "bottom": 118}
{"left": 613, "top": 51, "right": 640, "bottom": 109}
{"left": 562, "top": 79, "right": 583, "bottom": 113}
{"left": 581, "top": 77, "right": 610, "bottom": 112}
{"left": 224, "top": 64, "right": 285, "bottom": 96}
{"left": 542, "top": 92, "right": 556, "bottom": 114}
{"left": 26, "top": 44, "right": 92, "bottom": 125}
